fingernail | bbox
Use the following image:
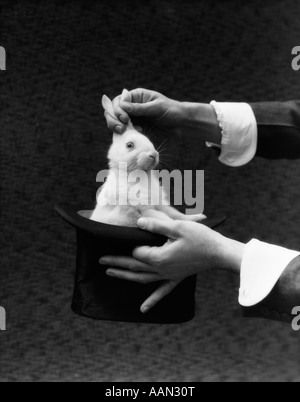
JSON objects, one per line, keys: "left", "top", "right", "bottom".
{"left": 115, "top": 125, "right": 124, "bottom": 134}
{"left": 121, "top": 102, "right": 133, "bottom": 113}
{"left": 141, "top": 306, "right": 149, "bottom": 314}
{"left": 119, "top": 115, "right": 128, "bottom": 124}
{"left": 99, "top": 258, "right": 108, "bottom": 265}
{"left": 106, "top": 270, "right": 115, "bottom": 277}
{"left": 137, "top": 218, "right": 148, "bottom": 229}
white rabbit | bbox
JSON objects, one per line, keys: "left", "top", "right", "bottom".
{"left": 85, "top": 90, "right": 206, "bottom": 227}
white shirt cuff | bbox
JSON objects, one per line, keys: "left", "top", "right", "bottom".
{"left": 239, "top": 239, "right": 300, "bottom": 307}
{"left": 207, "top": 101, "right": 258, "bottom": 167}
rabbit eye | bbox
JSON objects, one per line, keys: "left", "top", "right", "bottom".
{"left": 126, "top": 142, "right": 135, "bottom": 150}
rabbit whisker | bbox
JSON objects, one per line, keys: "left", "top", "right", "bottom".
{"left": 157, "top": 139, "right": 169, "bottom": 152}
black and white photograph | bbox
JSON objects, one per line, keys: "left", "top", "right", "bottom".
{"left": 1, "top": 0, "right": 300, "bottom": 384}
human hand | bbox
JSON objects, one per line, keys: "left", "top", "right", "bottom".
{"left": 104, "top": 88, "right": 184, "bottom": 134}
{"left": 104, "top": 88, "right": 222, "bottom": 144}
{"left": 99, "top": 218, "right": 244, "bottom": 313}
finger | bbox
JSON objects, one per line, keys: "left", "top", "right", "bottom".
{"left": 106, "top": 269, "right": 161, "bottom": 284}
{"left": 132, "top": 245, "right": 163, "bottom": 267}
{"left": 99, "top": 256, "right": 151, "bottom": 272}
{"left": 137, "top": 217, "right": 180, "bottom": 238}
{"left": 112, "top": 95, "right": 130, "bottom": 125}
{"left": 119, "top": 88, "right": 162, "bottom": 117}
{"left": 120, "top": 100, "right": 159, "bottom": 117}
{"left": 126, "top": 88, "right": 145, "bottom": 103}
{"left": 128, "top": 88, "right": 159, "bottom": 103}
{"left": 141, "top": 281, "right": 178, "bottom": 313}
{"left": 104, "top": 111, "right": 125, "bottom": 134}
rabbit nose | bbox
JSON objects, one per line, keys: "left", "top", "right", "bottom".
{"left": 149, "top": 151, "right": 159, "bottom": 160}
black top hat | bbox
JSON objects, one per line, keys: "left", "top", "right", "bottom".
{"left": 56, "top": 204, "right": 226, "bottom": 324}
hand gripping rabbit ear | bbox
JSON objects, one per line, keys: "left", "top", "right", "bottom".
{"left": 102, "top": 89, "right": 131, "bottom": 120}
{"left": 102, "top": 90, "right": 134, "bottom": 133}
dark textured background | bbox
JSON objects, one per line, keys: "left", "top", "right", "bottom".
{"left": 1, "top": 0, "right": 300, "bottom": 382}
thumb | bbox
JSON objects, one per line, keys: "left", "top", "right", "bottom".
{"left": 120, "top": 100, "right": 158, "bottom": 117}
{"left": 137, "top": 218, "right": 180, "bottom": 239}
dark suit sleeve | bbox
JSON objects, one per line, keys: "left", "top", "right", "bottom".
{"left": 250, "top": 101, "right": 300, "bottom": 159}
{"left": 241, "top": 256, "right": 300, "bottom": 324}
{"left": 242, "top": 102, "right": 300, "bottom": 323}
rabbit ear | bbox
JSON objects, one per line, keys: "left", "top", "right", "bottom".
{"left": 121, "top": 88, "right": 131, "bottom": 103}
{"left": 112, "top": 133, "right": 120, "bottom": 142}
{"left": 120, "top": 89, "right": 134, "bottom": 130}
{"left": 102, "top": 95, "right": 118, "bottom": 121}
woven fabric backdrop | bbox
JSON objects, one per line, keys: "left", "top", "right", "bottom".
{"left": 1, "top": 0, "right": 300, "bottom": 382}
